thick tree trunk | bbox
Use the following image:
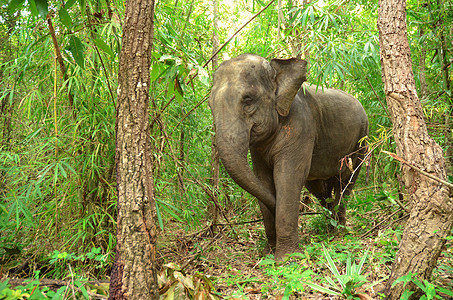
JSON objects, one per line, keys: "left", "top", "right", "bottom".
{"left": 377, "top": 0, "right": 453, "bottom": 299}
{"left": 109, "top": 0, "right": 158, "bottom": 299}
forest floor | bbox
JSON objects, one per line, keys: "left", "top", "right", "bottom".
{"left": 2, "top": 196, "right": 452, "bottom": 299}
{"left": 156, "top": 206, "right": 453, "bottom": 299}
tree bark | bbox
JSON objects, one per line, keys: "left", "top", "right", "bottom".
{"left": 209, "top": 0, "right": 220, "bottom": 234}
{"left": 109, "top": 0, "right": 158, "bottom": 299}
{"left": 377, "top": 0, "right": 453, "bottom": 299}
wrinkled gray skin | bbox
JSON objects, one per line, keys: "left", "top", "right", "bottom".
{"left": 209, "top": 54, "right": 368, "bottom": 259}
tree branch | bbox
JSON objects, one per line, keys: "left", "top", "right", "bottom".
{"left": 202, "top": 0, "right": 278, "bottom": 69}
{"left": 382, "top": 150, "right": 453, "bottom": 190}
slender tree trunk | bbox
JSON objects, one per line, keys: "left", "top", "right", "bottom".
{"left": 210, "top": 0, "right": 220, "bottom": 234}
{"left": 377, "top": 0, "right": 453, "bottom": 299}
{"left": 418, "top": 27, "right": 428, "bottom": 99}
{"left": 109, "top": 0, "right": 158, "bottom": 299}
{"left": 46, "top": 15, "right": 74, "bottom": 111}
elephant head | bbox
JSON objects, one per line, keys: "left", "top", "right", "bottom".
{"left": 208, "top": 54, "right": 308, "bottom": 212}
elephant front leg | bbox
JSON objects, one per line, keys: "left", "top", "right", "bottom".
{"left": 273, "top": 165, "right": 307, "bottom": 260}
{"left": 258, "top": 201, "right": 276, "bottom": 254}
{"left": 251, "top": 151, "right": 277, "bottom": 254}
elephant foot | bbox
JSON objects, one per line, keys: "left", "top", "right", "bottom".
{"left": 274, "top": 245, "right": 300, "bottom": 261}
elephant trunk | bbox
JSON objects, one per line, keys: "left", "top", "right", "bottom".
{"left": 215, "top": 121, "right": 276, "bottom": 212}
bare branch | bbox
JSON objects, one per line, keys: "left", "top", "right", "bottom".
{"left": 382, "top": 150, "right": 453, "bottom": 190}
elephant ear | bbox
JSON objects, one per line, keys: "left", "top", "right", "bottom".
{"left": 270, "top": 58, "right": 308, "bottom": 117}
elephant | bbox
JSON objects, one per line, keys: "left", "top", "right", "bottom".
{"left": 208, "top": 53, "right": 368, "bottom": 259}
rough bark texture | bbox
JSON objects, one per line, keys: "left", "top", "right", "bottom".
{"left": 109, "top": 0, "right": 158, "bottom": 299}
{"left": 377, "top": 0, "right": 453, "bottom": 299}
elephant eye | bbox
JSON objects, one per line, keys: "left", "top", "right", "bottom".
{"left": 242, "top": 96, "right": 257, "bottom": 114}
{"left": 242, "top": 96, "right": 254, "bottom": 106}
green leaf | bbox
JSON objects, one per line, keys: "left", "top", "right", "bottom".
{"left": 301, "top": 280, "right": 342, "bottom": 296}
{"left": 94, "top": 38, "right": 114, "bottom": 56}
{"left": 68, "top": 36, "right": 85, "bottom": 68}
{"left": 8, "top": 0, "right": 25, "bottom": 13}
{"left": 64, "top": 0, "right": 77, "bottom": 9}
{"left": 259, "top": 257, "right": 276, "bottom": 266}
{"left": 391, "top": 272, "right": 414, "bottom": 288}
{"left": 437, "top": 287, "right": 453, "bottom": 297}
{"left": 61, "top": 161, "right": 76, "bottom": 175}
{"left": 322, "top": 244, "right": 344, "bottom": 289}
{"left": 155, "top": 199, "right": 164, "bottom": 230}
{"left": 74, "top": 280, "right": 90, "bottom": 299}
{"left": 356, "top": 250, "right": 368, "bottom": 274}
{"left": 35, "top": 0, "right": 48, "bottom": 20}
{"left": 400, "top": 290, "right": 415, "bottom": 300}
{"left": 78, "top": 0, "right": 86, "bottom": 16}
{"left": 151, "top": 63, "right": 165, "bottom": 82}
{"left": 58, "top": 163, "right": 67, "bottom": 178}
{"left": 59, "top": 7, "right": 72, "bottom": 28}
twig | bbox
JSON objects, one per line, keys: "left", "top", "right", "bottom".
{"left": 175, "top": 92, "right": 210, "bottom": 128}
{"left": 365, "top": 76, "right": 390, "bottom": 117}
{"left": 202, "top": 0, "right": 278, "bottom": 69}
{"left": 214, "top": 219, "right": 263, "bottom": 226}
{"left": 382, "top": 150, "right": 453, "bottom": 190}
{"left": 7, "top": 278, "right": 109, "bottom": 290}
{"left": 384, "top": 213, "right": 409, "bottom": 229}
{"left": 339, "top": 139, "right": 385, "bottom": 202}
{"left": 360, "top": 208, "right": 403, "bottom": 238}
{"left": 354, "top": 185, "right": 379, "bottom": 192}
{"left": 392, "top": 194, "right": 409, "bottom": 213}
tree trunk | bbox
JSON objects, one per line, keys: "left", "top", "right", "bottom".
{"left": 109, "top": 0, "right": 158, "bottom": 299}
{"left": 377, "top": 0, "right": 453, "bottom": 299}
{"left": 418, "top": 27, "right": 427, "bottom": 99}
{"left": 209, "top": 0, "right": 220, "bottom": 234}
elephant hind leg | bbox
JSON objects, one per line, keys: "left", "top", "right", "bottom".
{"left": 306, "top": 178, "right": 346, "bottom": 226}
{"left": 305, "top": 179, "right": 334, "bottom": 202}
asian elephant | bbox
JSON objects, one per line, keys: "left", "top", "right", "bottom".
{"left": 208, "top": 54, "right": 368, "bottom": 259}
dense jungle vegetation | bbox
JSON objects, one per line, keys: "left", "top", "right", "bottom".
{"left": 0, "top": 0, "right": 452, "bottom": 298}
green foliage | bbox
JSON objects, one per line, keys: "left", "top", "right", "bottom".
{"left": 392, "top": 272, "right": 453, "bottom": 300}
{"left": 0, "top": 277, "right": 67, "bottom": 300}
{"left": 0, "top": 270, "right": 106, "bottom": 299}
{"left": 259, "top": 254, "right": 313, "bottom": 298}
{"left": 0, "top": 0, "right": 452, "bottom": 297}
{"left": 301, "top": 244, "right": 372, "bottom": 299}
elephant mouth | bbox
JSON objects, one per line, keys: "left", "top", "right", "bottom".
{"left": 249, "top": 124, "right": 274, "bottom": 147}
{"left": 249, "top": 127, "right": 258, "bottom": 145}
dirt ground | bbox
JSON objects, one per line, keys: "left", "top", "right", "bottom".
{"left": 156, "top": 211, "right": 453, "bottom": 299}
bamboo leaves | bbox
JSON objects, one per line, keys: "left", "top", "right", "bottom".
{"left": 68, "top": 36, "right": 85, "bottom": 68}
